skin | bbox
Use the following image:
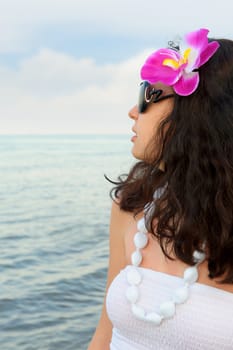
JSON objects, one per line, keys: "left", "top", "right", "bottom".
{"left": 88, "top": 84, "right": 233, "bottom": 350}
{"left": 129, "top": 83, "right": 174, "bottom": 162}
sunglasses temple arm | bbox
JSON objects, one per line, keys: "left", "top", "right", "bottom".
{"left": 153, "top": 94, "right": 175, "bottom": 103}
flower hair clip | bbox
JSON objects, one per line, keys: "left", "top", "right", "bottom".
{"left": 140, "top": 28, "right": 220, "bottom": 96}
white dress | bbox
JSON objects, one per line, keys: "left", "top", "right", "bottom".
{"left": 106, "top": 187, "right": 233, "bottom": 349}
{"left": 106, "top": 264, "right": 233, "bottom": 349}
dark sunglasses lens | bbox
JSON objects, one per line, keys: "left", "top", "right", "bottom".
{"left": 138, "top": 81, "right": 150, "bottom": 113}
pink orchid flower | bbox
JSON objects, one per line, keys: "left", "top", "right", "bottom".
{"left": 140, "top": 28, "right": 220, "bottom": 96}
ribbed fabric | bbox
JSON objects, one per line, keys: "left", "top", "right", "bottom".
{"left": 106, "top": 265, "right": 233, "bottom": 349}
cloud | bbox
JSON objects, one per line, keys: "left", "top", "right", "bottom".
{"left": 0, "top": 48, "right": 151, "bottom": 134}
{"left": 1, "top": 0, "right": 233, "bottom": 134}
{"left": 1, "top": 0, "right": 233, "bottom": 53}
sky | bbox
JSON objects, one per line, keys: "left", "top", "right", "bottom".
{"left": 0, "top": 0, "right": 233, "bottom": 135}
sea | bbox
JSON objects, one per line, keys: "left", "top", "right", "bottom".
{"left": 0, "top": 135, "right": 134, "bottom": 350}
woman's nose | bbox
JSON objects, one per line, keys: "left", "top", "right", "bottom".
{"left": 128, "top": 105, "right": 139, "bottom": 120}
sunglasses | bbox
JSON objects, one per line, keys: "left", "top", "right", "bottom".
{"left": 138, "top": 81, "right": 175, "bottom": 113}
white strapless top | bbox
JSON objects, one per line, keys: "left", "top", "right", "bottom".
{"left": 106, "top": 264, "right": 233, "bottom": 350}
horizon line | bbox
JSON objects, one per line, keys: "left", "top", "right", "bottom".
{"left": 0, "top": 133, "right": 129, "bottom": 136}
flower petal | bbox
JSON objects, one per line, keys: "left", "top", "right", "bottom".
{"left": 185, "top": 28, "right": 209, "bottom": 51}
{"left": 144, "top": 48, "right": 181, "bottom": 66}
{"left": 174, "top": 71, "right": 199, "bottom": 96}
{"left": 183, "top": 48, "right": 199, "bottom": 72}
{"left": 141, "top": 64, "right": 180, "bottom": 85}
{"left": 199, "top": 41, "right": 220, "bottom": 66}
{"left": 184, "top": 28, "right": 220, "bottom": 69}
{"left": 140, "top": 48, "right": 181, "bottom": 85}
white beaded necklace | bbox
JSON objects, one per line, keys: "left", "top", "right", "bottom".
{"left": 125, "top": 216, "right": 206, "bottom": 325}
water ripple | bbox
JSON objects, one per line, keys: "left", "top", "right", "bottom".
{"left": 0, "top": 135, "right": 133, "bottom": 350}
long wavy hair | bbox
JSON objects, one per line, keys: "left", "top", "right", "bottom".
{"left": 108, "top": 38, "right": 233, "bottom": 283}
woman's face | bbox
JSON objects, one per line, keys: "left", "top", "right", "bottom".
{"left": 129, "top": 83, "right": 174, "bottom": 162}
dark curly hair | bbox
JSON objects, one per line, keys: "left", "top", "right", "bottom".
{"left": 108, "top": 38, "right": 233, "bottom": 284}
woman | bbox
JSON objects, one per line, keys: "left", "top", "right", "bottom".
{"left": 88, "top": 28, "right": 233, "bottom": 349}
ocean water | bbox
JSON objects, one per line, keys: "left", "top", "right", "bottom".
{"left": 0, "top": 135, "right": 134, "bottom": 350}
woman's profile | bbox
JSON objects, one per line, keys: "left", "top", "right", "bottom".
{"left": 88, "top": 28, "right": 233, "bottom": 349}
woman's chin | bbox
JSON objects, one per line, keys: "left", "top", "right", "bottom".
{"left": 131, "top": 145, "right": 144, "bottom": 161}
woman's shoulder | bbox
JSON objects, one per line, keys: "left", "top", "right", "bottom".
{"left": 110, "top": 198, "right": 138, "bottom": 226}
{"left": 109, "top": 199, "right": 140, "bottom": 258}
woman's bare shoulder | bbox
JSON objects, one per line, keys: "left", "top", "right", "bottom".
{"left": 87, "top": 200, "right": 136, "bottom": 350}
{"left": 110, "top": 199, "right": 136, "bottom": 231}
{"left": 108, "top": 199, "right": 135, "bottom": 268}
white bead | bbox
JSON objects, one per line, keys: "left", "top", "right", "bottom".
{"left": 127, "top": 210, "right": 201, "bottom": 326}
{"left": 134, "top": 232, "right": 148, "bottom": 249}
{"left": 159, "top": 301, "right": 176, "bottom": 318}
{"left": 126, "top": 286, "right": 139, "bottom": 303}
{"left": 126, "top": 268, "right": 142, "bottom": 285}
{"left": 131, "top": 304, "right": 145, "bottom": 320}
{"left": 173, "top": 286, "right": 189, "bottom": 304}
{"left": 131, "top": 250, "right": 142, "bottom": 266}
{"left": 145, "top": 312, "right": 162, "bottom": 325}
{"left": 193, "top": 250, "right": 206, "bottom": 263}
{"left": 137, "top": 218, "right": 147, "bottom": 234}
{"left": 183, "top": 266, "right": 198, "bottom": 284}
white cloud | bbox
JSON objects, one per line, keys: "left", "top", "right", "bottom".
{"left": 1, "top": 0, "right": 233, "bottom": 134}
{"left": 1, "top": 0, "right": 233, "bottom": 53}
{"left": 0, "top": 48, "right": 150, "bottom": 134}
{"left": 15, "top": 49, "right": 114, "bottom": 96}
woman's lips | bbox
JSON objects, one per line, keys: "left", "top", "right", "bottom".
{"left": 131, "top": 135, "right": 137, "bottom": 142}
{"left": 131, "top": 130, "right": 137, "bottom": 142}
